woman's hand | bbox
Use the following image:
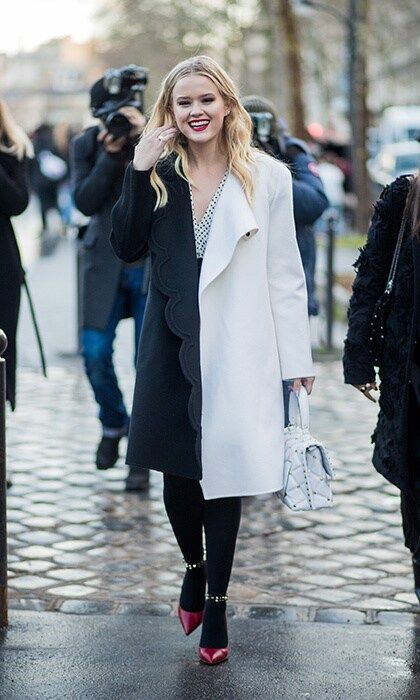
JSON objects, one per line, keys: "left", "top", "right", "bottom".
{"left": 289, "top": 377, "right": 315, "bottom": 395}
{"left": 133, "top": 125, "right": 178, "bottom": 171}
{"left": 353, "top": 381, "right": 378, "bottom": 402}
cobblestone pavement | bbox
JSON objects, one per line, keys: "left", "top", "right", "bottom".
{"left": 6, "top": 356, "right": 419, "bottom": 619}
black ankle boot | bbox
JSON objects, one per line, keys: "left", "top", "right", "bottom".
{"left": 412, "top": 557, "right": 420, "bottom": 602}
{"left": 96, "top": 436, "right": 120, "bottom": 470}
{"left": 125, "top": 466, "right": 150, "bottom": 492}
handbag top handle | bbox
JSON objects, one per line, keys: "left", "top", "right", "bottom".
{"left": 288, "top": 387, "right": 310, "bottom": 431}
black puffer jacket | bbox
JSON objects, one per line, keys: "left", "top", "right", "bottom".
{"left": 343, "top": 176, "right": 419, "bottom": 493}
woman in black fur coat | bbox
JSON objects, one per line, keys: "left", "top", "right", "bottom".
{"left": 343, "top": 172, "right": 420, "bottom": 598}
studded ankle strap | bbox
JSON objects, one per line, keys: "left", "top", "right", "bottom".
{"left": 206, "top": 593, "right": 228, "bottom": 602}
{"left": 184, "top": 559, "right": 205, "bottom": 571}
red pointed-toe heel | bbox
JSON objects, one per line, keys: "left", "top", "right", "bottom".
{"left": 178, "top": 559, "right": 206, "bottom": 635}
{"left": 178, "top": 606, "right": 204, "bottom": 636}
{"left": 198, "top": 646, "right": 229, "bottom": 665}
{"left": 198, "top": 594, "right": 229, "bottom": 665}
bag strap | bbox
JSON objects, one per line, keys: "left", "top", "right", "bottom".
{"left": 22, "top": 277, "right": 47, "bottom": 378}
{"left": 288, "top": 387, "right": 310, "bottom": 430}
{"left": 385, "top": 213, "right": 407, "bottom": 294}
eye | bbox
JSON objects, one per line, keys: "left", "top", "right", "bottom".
{"left": 177, "top": 101, "right": 190, "bottom": 107}
{"left": 202, "top": 98, "right": 214, "bottom": 103}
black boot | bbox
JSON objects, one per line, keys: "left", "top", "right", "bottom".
{"left": 125, "top": 466, "right": 150, "bottom": 492}
{"left": 412, "top": 557, "right": 420, "bottom": 602}
{"left": 96, "top": 436, "right": 120, "bottom": 470}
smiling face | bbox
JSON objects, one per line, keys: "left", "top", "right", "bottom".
{"left": 171, "top": 74, "right": 230, "bottom": 147}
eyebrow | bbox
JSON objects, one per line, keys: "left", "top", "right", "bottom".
{"left": 175, "top": 93, "right": 216, "bottom": 100}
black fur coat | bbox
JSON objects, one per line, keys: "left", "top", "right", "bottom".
{"left": 343, "top": 176, "right": 419, "bottom": 493}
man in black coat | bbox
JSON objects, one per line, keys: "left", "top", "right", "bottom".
{"left": 71, "top": 76, "right": 149, "bottom": 490}
{"left": 242, "top": 96, "right": 329, "bottom": 316}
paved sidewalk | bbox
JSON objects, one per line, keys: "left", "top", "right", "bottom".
{"left": 4, "top": 237, "right": 418, "bottom": 618}
{"left": 2, "top": 610, "right": 420, "bottom": 700}
{"left": 7, "top": 360, "right": 416, "bottom": 617}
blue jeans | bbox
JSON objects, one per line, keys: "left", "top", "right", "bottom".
{"left": 81, "top": 267, "right": 147, "bottom": 434}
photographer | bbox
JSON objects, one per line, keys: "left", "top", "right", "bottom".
{"left": 242, "top": 96, "right": 328, "bottom": 317}
{"left": 71, "top": 66, "right": 149, "bottom": 490}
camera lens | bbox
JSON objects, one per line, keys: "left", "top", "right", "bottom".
{"left": 105, "top": 111, "right": 131, "bottom": 139}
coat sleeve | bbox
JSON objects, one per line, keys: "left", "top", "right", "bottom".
{"left": 70, "top": 133, "right": 123, "bottom": 216}
{"left": 267, "top": 164, "right": 314, "bottom": 379}
{"left": 291, "top": 152, "right": 329, "bottom": 226}
{"left": 110, "top": 163, "right": 156, "bottom": 263}
{"left": 0, "top": 157, "right": 29, "bottom": 217}
{"left": 343, "top": 183, "right": 399, "bottom": 385}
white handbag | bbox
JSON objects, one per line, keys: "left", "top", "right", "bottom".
{"left": 279, "top": 387, "right": 335, "bottom": 511}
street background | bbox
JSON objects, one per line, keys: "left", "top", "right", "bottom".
{"left": 6, "top": 228, "right": 417, "bottom": 615}
{"left": 1, "top": 1, "right": 420, "bottom": 698}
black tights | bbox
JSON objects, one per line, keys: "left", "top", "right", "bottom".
{"left": 163, "top": 473, "right": 241, "bottom": 595}
{"left": 401, "top": 384, "right": 420, "bottom": 557}
{"left": 163, "top": 473, "right": 241, "bottom": 646}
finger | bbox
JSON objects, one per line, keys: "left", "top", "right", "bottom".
{"left": 154, "top": 124, "right": 177, "bottom": 134}
{"left": 118, "top": 106, "right": 138, "bottom": 115}
{"left": 302, "top": 378, "right": 314, "bottom": 395}
{"left": 158, "top": 131, "right": 177, "bottom": 144}
{"left": 104, "top": 134, "right": 116, "bottom": 145}
{"left": 292, "top": 379, "right": 302, "bottom": 395}
{"left": 109, "top": 136, "right": 126, "bottom": 146}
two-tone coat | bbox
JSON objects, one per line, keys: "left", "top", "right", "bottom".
{"left": 111, "top": 152, "right": 314, "bottom": 499}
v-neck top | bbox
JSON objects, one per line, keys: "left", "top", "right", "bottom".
{"left": 189, "top": 171, "right": 228, "bottom": 259}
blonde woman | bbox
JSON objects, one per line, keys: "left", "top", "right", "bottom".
{"left": 0, "top": 100, "right": 32, "bottom": 414}
{"left": 111, "top": 56, "right": 314, "bottom": 665}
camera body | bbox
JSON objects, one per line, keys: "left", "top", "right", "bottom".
{"left": 92, "top": 65, "right": 149, "bottom": 139}
{"left": 249, "top": 112, "right": 311, "bottom": 163}
{"left": 249, "top": 111, "right": 289, "bottom": 160}
{"left": 249, "top": 112, "right": 273, "bottom": 144}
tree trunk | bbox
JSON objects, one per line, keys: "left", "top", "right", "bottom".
{"left": 349, "top": 0, "right": 371, "bottom": 233}
{"left": 275, "top": 0, "right": 306, "bottom": 138}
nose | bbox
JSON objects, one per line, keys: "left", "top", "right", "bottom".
{"left": 189, "top": 102, "right": 204, "bottom": 117}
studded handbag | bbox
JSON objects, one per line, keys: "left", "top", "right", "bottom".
{"left": 369, "top": 212, "right": 408, "bottom": 366}
{"left": 278, "top": 388, "right": 335, "bottom": 511}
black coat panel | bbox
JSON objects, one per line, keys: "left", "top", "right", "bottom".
{"left": 110, "top": 161, "right": 202, "bottom": 479}
{"left": 71, "top": 126, "right": 129, "bottom": 330}
{"left": 0, "top": 152, "right": 30, "bottom": 408}
{"left": 343, "top": 176, "right": 418, "bottom": 492}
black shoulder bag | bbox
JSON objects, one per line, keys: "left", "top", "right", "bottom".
{"left": 369, "top": 212, "right": 408, "bottom": 366}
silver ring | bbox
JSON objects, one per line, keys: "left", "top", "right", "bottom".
{"left": 157, "top": 135, "right": 164, "bottom": 142}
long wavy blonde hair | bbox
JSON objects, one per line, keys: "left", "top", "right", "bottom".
{"left": 0, "top": 99, "right": 33, "bottom": 160}
{"left": 144, "top": 56, "right": 256, "bottom": 209}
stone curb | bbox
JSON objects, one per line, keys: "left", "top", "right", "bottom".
{"left": 7, "top": 598, "right": 420, "bottom": 627}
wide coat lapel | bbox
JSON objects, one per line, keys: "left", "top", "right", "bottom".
{"left": 198, "top": 172, "right": 259, "bottom": 300}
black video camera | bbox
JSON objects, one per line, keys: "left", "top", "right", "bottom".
{"left": 92, "top": 65, "right": 149, "bottom": 139}
{"left": 249, "top": 112, "right": 304, "bottom": 163}
{"left": 249, "top": 112, "right": 273, "bottom": 144}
